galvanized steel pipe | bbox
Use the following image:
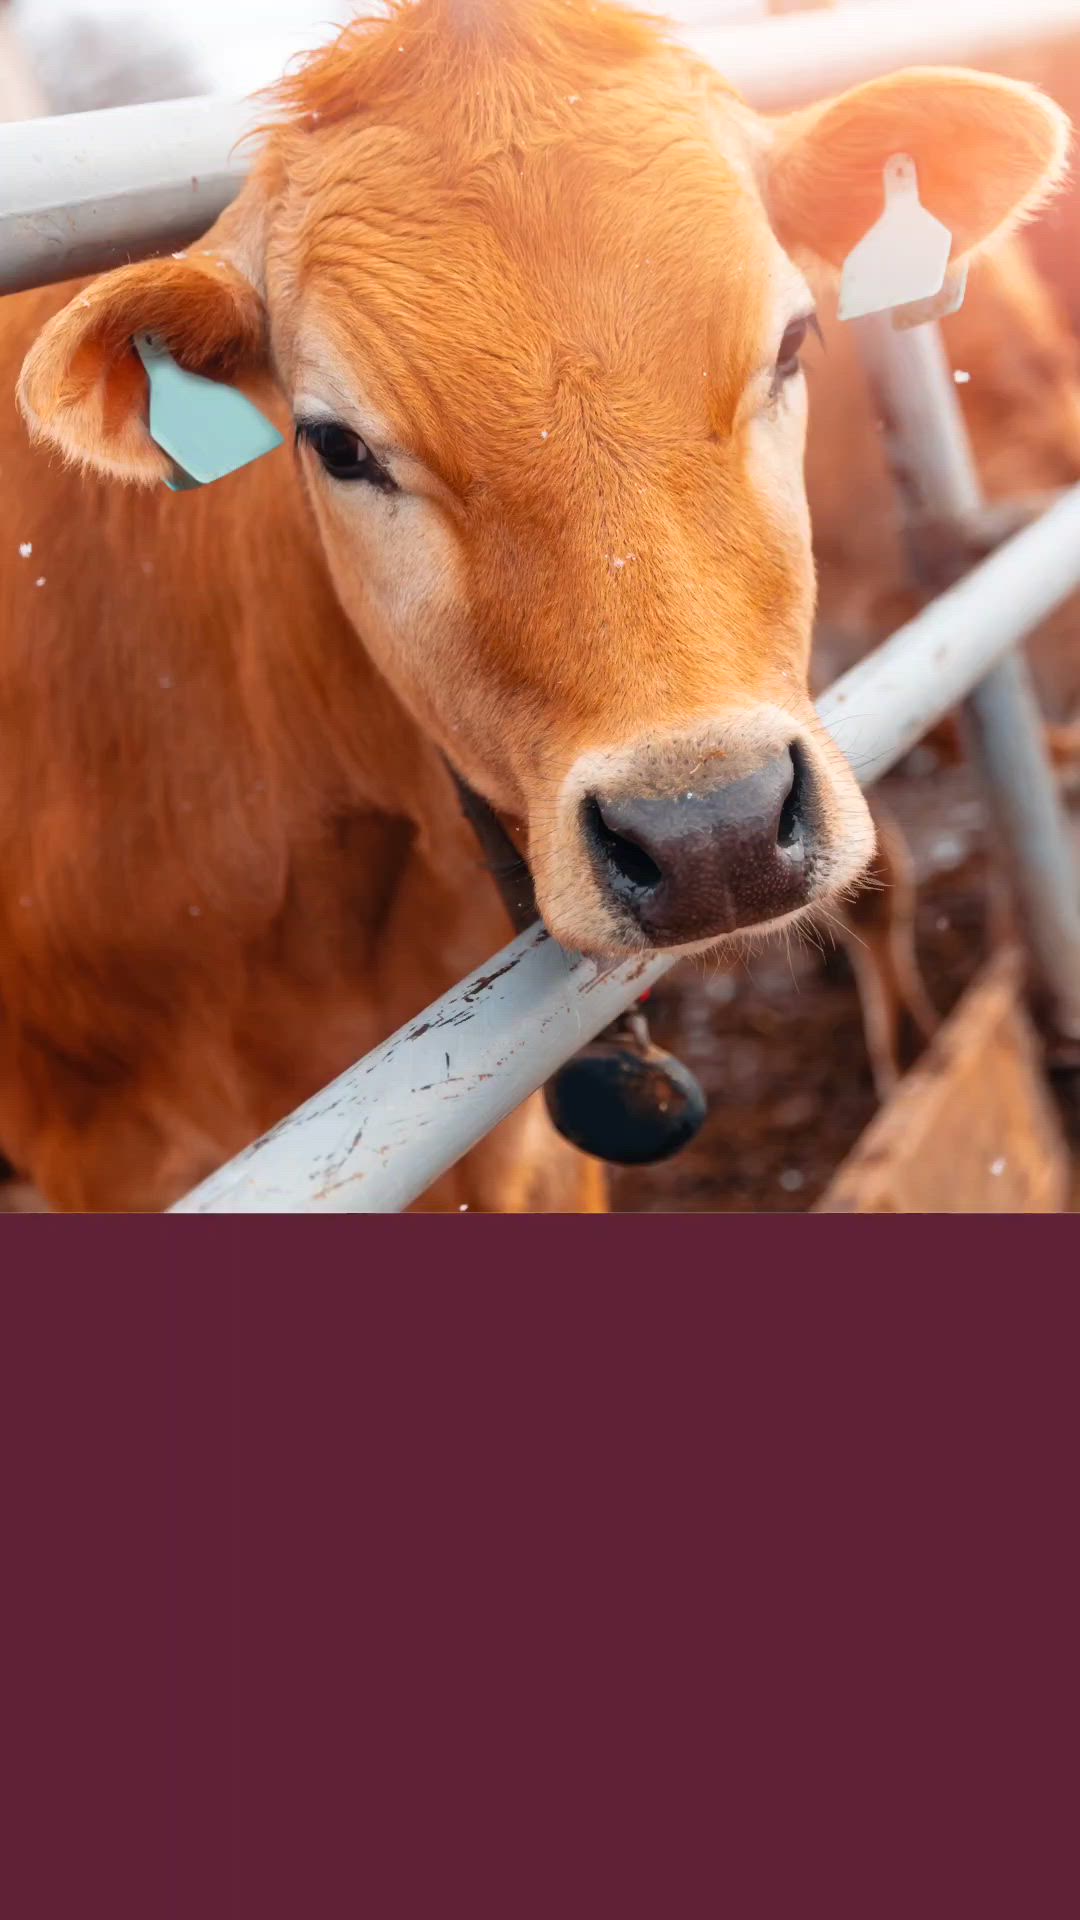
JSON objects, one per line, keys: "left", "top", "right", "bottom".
{"left": 694, "top": 0, "right": 1080, "bottom": 108}
{"left": 0, "top": 95, "right": 252, "bottom": 293}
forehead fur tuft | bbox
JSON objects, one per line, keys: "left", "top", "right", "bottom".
{"left": 258, "top": 0, "right": 670, "bottom": 138}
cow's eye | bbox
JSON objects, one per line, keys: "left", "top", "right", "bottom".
{"left": 297, "top": 420, "right": 396, "bottom": 489}
{"left": 775, "top": 316, "right": 809, "bottom": 381}
{"left": 774, "top": 312, "right": 821, "bottom": 386}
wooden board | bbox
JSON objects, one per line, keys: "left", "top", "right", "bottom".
{"left": 816, "top": 949, "right": 1067, "bottom": 1213}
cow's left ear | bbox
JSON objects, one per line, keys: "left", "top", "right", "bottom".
{"left": 766, "top": 67, "right": 1071, "bottom": 274}
{"left": 18, "top": 235, "right": 272, "bottom": 486}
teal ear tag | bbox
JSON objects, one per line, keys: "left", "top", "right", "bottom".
{"left": 133, "top": 332, "right": 284, "bottom": 491}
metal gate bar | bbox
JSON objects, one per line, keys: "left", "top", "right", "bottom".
{"left": 171, "top": 483, "right": 1080, "bottom": 1213}
{"left": 0, "top": 96, "right": 252, "bottom": 295}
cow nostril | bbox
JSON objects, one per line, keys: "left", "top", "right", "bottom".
{"left": 584, "top": 744, "right": 820, "bottom": 947}
{"left": 584, "top": 796, "right": 663, "bottom": 891}
{"left": 776, "top": 743, "right": 807, "bottom": 851}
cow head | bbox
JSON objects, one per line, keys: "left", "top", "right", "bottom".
{"left": 19, "top": 0, "right": 1069, "bottom": 957}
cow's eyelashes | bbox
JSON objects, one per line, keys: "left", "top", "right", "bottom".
{"left": 296, "top": 419, "right": 397, "bottom": 489}
{"left": 774, "top": 311, "right": 821, "bottom": 386}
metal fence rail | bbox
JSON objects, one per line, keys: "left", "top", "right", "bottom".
{"left": 1, "top": 0, "right": 1079, "bottom": 292}
{"left": 0, "top": 96, "right": 252, "bottom": 294}
{"left": 171, "top": 485, "right": 1080, "bottom": 1212}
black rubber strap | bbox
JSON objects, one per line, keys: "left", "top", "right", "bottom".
{"left": 448, "top": 766, "right": 538, "bottom": 935}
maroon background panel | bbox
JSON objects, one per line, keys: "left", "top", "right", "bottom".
{"left": 2, "top": 1222, "right": 1077, "bottom": 1919}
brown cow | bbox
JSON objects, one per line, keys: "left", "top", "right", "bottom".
{"left": 1, "top": 0, "right": 1068, "bottom": 1210}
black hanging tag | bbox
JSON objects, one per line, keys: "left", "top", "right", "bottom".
{"left": 543, "top": 1004, "right": 707, "bottom": 1166}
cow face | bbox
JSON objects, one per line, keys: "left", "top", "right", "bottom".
{"left": 20, "top": 0, "right": 1069, "bottom": 958}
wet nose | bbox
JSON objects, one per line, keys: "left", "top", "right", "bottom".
{"left": 584, "top": 745, "right": 816, "bottom": 946}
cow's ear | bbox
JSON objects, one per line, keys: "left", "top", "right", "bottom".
{"left": 766, "top": 67, "right": 1070, "bottom": 274}
{"left": 18, "top": 203, "right": 273, "bottom": 486}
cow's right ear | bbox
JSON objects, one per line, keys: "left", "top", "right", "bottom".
{"left": 765, "top": 67, "right": 1070, "bottom": 275}
{"left": 18, "top": 244, "right": 272, "bottom": 486}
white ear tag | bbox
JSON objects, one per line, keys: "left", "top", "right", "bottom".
{"left": 134, "top": 332, "right": 284, "bottom": 492}
{"left": 891, "top": 260, "right": 968, "bottom": 330}
{"left": 838, "top": 154, "right": 953, "bottom": 324}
